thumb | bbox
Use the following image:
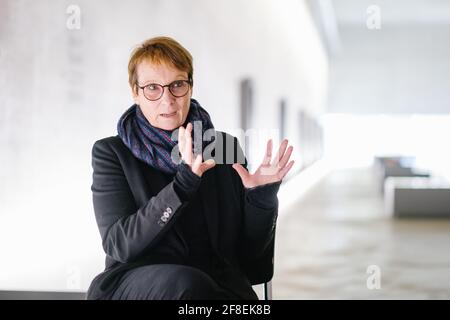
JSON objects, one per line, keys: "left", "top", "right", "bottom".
{"left": 201, "top": 158, "right": 216, "bottom": 173}
{"left": 232, "top": 163, "right": 248, "bottom": 181}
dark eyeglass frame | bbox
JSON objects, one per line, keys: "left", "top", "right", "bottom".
{"left": 137, "top": 79, "right": 193, "bottom": 101}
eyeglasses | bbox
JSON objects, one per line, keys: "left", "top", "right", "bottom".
{"left": 137, "top": 79, "right": 192, "bottom": 101}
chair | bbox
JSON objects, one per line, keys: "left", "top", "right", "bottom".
{"left": 263, "top": 280, "right": 272, "bottom": 300}
{"left": 246, "top": 238, "right": 275, "bottom": 300}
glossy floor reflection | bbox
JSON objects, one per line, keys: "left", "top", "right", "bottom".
{"left": 273, "top": 166, "right": 450, "bottom": 299}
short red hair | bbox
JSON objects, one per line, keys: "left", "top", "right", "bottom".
{"left": 128, "top": 36, "right": 193, "bottom": 94}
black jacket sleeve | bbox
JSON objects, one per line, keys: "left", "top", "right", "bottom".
{"left": 91, "top": 139, "right": 201, "bottom": 263}
{"left": 233, "top": 137, "right": 280, "bottom": 261}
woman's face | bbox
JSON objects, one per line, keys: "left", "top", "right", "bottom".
{"left": 133, "top": 61, "right": 192, "bottom": 131}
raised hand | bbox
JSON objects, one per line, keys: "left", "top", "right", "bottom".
{"left": 178, "top": 122, "right": 215, "bottom": 177}
{"left": 232, "top": 139, "right": 294, "bottom": 189}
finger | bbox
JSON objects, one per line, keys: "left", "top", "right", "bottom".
{"left": 201, "top": 158, "right": 216, "bottom": 173}
{"left": 232, "top": 163, "right": 249, "bottom": 181}
{"left": 185, "top": 123, "right": 192, "bottom": 144}
{"left": 272, "top": 139, "right": 288, "bottom": 167}
{"left": 278, "top": 145, "right": 293, "bottom": 169}
{"left": 192, "top": 154, "right": 202, "bottom": 173}
{"left": 186, "top": 122, "right": 193, "bottom": 136}
{"left": 178, "top": 126, "right": 185, "bottom": 155}
{"left": 262, "top": 139, "right": 273, "bottom": 166}
{"left": 181, "top": 128, "right": 189, "bottom": 162}
{"left": 278, "top": 160, "right": 295, "bottom": 180}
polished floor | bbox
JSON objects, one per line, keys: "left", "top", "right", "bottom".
{"left": 273, "top": 166, "right": 450, "bottom": 299}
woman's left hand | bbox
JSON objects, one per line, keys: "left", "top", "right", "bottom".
{"left": 232, "top": 139, "right": 295, "bottom": 189}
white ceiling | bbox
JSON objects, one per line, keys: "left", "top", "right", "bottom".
{"left": 324, "top": 0, "right": 450, "bottom": 114}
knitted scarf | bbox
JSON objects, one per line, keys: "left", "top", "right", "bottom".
{"left": 117, "top": 98, "right": 216, "bottom": 175}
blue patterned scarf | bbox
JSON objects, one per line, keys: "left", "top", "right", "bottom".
{"left": 117, "top": 98, "right": 215, "bottom": 175}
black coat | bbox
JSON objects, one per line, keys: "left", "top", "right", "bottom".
{"left": 86, "top": 131, "right": 279, "bottom": 299}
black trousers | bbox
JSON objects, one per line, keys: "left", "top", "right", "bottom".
{"left": 109, "top": 264, "right": 239, "bottom": 300}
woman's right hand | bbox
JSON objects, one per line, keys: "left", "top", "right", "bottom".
{"left": 178, "top": 122, "right": 216, "bottom": 177}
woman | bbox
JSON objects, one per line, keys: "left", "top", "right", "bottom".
{"left": 87, "top": 36, "right": 294, "bottom": 300}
